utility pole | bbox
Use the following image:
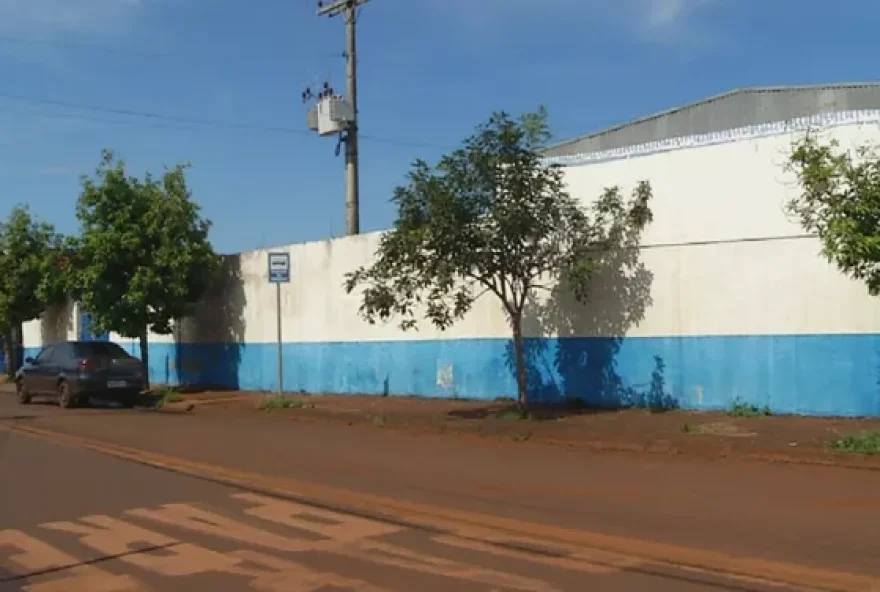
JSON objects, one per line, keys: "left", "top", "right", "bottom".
{"left": 316, "top": 0, "right": 368, "bottom": 235}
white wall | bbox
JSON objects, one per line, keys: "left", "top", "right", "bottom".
{"left": 175, "top": 117, "right": 880, "bottom": 345}
{"left": 23, "top": 116, "right": 880, "bottom": 349}
{"left": 18, "top": 113, "right": 880, "bottom": 415}
{"left": 22, "top": 298, "right": 77, "bottom": 352}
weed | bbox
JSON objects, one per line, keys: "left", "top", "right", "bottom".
{"left": 831, "top": 431, "right": 880, "bottom": 455}
{"left": 680, "top": 423, "right": 691, "bottom": 434}
{"left": 372, "top": 415, "right": 386, "bottom": 427}
{"left": 511, "top": 433, "right": 531, "bottom": 443}
{"left": 148, "top": 387, "right": 183, "bottom": 409}
{"left": 494, "top": 407, "right": 531, "bottom": 421}
{"left": 163, "top": 391, "right": 184, "bottom": 404}
{"left": 728, "top": 398, "right": 772, "bottom": 418}
{"left": 258, "top": 395, "right": 306, "bottom": 411}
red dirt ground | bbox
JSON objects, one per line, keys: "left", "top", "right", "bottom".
{"left": 179, "top": 391, "right": 880, "bottom": 469}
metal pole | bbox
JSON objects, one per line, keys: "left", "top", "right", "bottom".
{"left": 276, "top": 282, "right": 283, "bottom": 394}
{"left": 344, "top": 2, "right": 360, "bottom": 235}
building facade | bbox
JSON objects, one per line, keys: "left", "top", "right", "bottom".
{"left": 22, "top": 84, "right": 880, "bottom": 416}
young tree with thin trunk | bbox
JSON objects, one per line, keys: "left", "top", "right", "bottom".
{"left": 345, "top": 109, "right": 653, "bottom": 410}
{"left": 71, "top": 150, "right": 218, "bottom": 389}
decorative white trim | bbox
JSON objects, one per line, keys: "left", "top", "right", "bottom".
{"left": 542, "top": 109, "right": 880, "bottom": 168}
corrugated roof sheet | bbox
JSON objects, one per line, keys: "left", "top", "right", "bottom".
{"left": 541, "top": 83, "right": 880, "bottom": 158}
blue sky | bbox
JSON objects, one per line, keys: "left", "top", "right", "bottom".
{"left": 0, "top": 0, "right": 878, "bottom": 254}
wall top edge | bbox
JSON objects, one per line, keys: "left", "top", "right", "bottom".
{"left": 541, "top": 109, "right": 880, "bottom": 168}
{"left": 236, "top": 228, "right": 385, "bottom": 258}
{"left": 236, "top": 110, "right": 880, "bottom": 258}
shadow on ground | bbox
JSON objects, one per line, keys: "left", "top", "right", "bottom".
{"left": 0, "top": 567, "right": 25, "bottom": 592}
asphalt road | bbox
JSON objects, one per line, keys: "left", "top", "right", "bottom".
{"left": 0, "top": 395, "right": 876, "bottom": 591}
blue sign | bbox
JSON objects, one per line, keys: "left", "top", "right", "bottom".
{"left": 268, "top": 252, "right": 291, "bottom": 283}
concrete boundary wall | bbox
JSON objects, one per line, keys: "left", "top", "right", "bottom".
{"left": 21, "top": 113, "right": 880, "bottom": 416}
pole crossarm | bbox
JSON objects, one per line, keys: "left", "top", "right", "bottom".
{"left": 317, "top": 0, "right": 369, "bottom": 17}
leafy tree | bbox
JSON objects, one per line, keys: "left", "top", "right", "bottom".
{"left": 72, "top": 150, "right": 219, "bottom": 388}
{"left": 0, "top": 205, "right": 67, "bottom": 375}
{"left": 787, "top": 135, "right": 880, "bottom": 294}
{"left": 344, "top": 109, "right": 653, "bottom": 409}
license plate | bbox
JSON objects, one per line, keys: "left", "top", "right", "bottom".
{"left": 107, "top": 380, "right": 127, "bottom": 388}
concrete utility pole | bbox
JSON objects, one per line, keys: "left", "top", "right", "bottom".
{"left": 317, "top": 0, "right": 368, "bottom": 235}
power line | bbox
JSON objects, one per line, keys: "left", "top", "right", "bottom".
{"left": 0, "top": 92, "right": 446, "bottom": 149}
{"left": 0, "top": 34, "right": 167, "bottom": 58}
{"left": 1, "top": 106, "right": 210, "bottom": 134}
{"left": 0, "top": 34, "right": 353, "bottom": 65}
{"left": 0, "top": 92, "right": 306, "bottom": 134}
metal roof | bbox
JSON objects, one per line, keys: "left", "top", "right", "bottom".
{"left": 541, "top": 83, "right": 880, "bottom": 159}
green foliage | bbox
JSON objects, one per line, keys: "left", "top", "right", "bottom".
{"left": 71, "top": 150, "right": 219, "bottom": 340}
{"left": 0, "top": 205, "right": 67, "bottom": 332}
{"left": 727, "top": 398, "right": 772, "bottom": 418}
{"left": 831, "top": 430, "right": 880, "bottom": 455}
{"left": 787, "top": 135, "right": 880, "bottom": 294}
{"left": 344, "top": 109, "right": 652, "bottom": 408}
{"left": 258, "top": 395, "right": 308, "bottom": 411}
{"left": 494, "top": 406, "right": 532, "bottom": 421}
{"left": 153, "top": 388, "right": 183, "bottom": 409}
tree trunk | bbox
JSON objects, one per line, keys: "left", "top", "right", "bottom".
{"left": 139, "top": 331, "right": 150, "bottom": 391}
{"left": 511, "top": 314, "right": 528, "bottom": 412}
{"left": 3, "top": 328, "right": 13, "bottom": 379}
{"left": 13, "top": 324, "right": 22, "bottom": 373}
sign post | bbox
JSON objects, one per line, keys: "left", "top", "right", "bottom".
{"left": 267, "top": 252, "right": 291, "bottom": 394}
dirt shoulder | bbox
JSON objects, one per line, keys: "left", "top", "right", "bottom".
{"left": 6, "top": 378, "right": 877, "bottom": 469}
{"left": 181, "top": 391, "right": 880, "bottom": 470}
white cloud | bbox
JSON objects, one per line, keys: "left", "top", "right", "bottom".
{"left": 424, "top": 0, "right": 722, "bottom": 45}
{"left": 633, "top": 0, "right": 723, "bottom": 45}
{"left": 0, "top": 0, "right": 145, "bottom": 34}
{"left": 642, "top": 0, "right": 707, "bottom": 28}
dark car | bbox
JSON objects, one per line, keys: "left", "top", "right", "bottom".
{"left": 15, "top": 341, "right": 146, "bottom": 408}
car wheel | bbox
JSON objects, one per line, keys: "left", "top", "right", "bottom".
{"left": 15, "top": 379, "right": 31, "bottom": 405}
{"left": 120, "top": 392, "right": 137, "bottom": 409}
{"left": 57, "top": 380, "right": 74, "bottom": 409}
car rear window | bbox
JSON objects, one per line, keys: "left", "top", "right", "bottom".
{"left": 73, "top": 342, "right": 131, "bottom": 359}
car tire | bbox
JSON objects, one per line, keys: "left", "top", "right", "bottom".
{"left": 120, "top": 392, "right": 137, "bottom": 409}
{"left": 57, "top": 380, "right": 74, "bottom": 409}
{"left": 16, "top": 379, "right": 31, "bottom": 405}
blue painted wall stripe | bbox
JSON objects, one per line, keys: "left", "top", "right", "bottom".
{"left": 93, "top": 333, "right": 880, "bottom": 417}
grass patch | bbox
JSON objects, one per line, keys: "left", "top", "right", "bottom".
{"left": 258, "top": 395, "right": 307, "bottom": 411}
{"left": 163, "top": 391, "right": 184, "bottom": 404}
{"left": 494, "top": 406, "right": 532, "bottom": 421}
{"left": 147, "top": 387, "right": 183, "bottom": 409}
{"left": 831, "top": 431, "right": 880, "bottom": 455}
{"left": 680, "top": 423, "right": 692, "bottom": 434}
{"left": 728, "top": 398, "right": 772, "bottom": 418}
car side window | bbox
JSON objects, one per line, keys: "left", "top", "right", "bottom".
{"left": 34, "top": 345, "right": 55, "bottom": 363}
{"left": 50, "top": 344, "right": 71, "bottom": 364}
